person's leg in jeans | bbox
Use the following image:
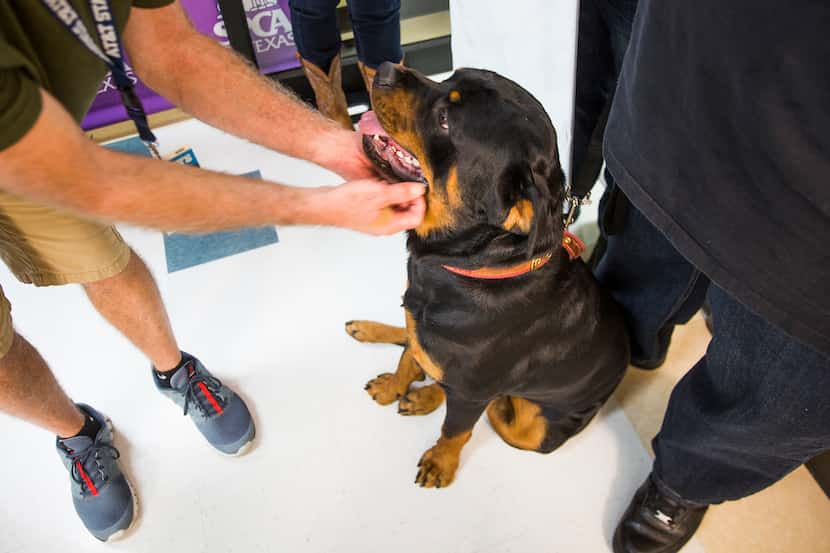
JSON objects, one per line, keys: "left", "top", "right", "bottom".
{"left": 600, "top": 195, "right": 830, "bottom": 551}
{"left": 347, "top": 0, "right": 402, "bottom": 104}
{"left": 654, "top": 284, "right": 830, "bottom": 504}
{"left": 289, "top": 0, "right": 341, "bottom": 73}
{"left": 595, "top": 199, "right": 709, "bottom": 368}
{"left": 348, "top": 0, "right": 402, "bottom": 69}
{"left": 614, "top": 281, "right": 830, "bottom": 553}
{"left": 593, "top": 196, "right": 707, "bottom": 553}
{"left": 289, "top": 0, "right": 353, "bottom": 128}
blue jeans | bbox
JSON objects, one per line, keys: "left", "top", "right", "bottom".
{"left": 595, "top": 202, "right": 830, "bottom": 505}
{"left": 288, "top": 0, "right": 403, "bottom": 72}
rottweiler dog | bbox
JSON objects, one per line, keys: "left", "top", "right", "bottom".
{"left": 346, "top": 63, "right": 629, "bottom": 488}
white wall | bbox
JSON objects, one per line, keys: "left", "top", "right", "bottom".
{"left": 449, "top": 0, "right": 578, "bottom": 177}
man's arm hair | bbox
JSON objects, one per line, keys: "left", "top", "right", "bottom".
{"left": 0, "top": 90, "right": 425, "bottom": 234}
{"left": 0, "top": 90, "right": 317, "bottom": 232}
{"left": 123, "top": 1, "right": 345, "bottom": 170}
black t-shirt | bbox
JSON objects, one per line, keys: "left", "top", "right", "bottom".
{"left": 605, "top": 0, "right": 830, "bottom": 356}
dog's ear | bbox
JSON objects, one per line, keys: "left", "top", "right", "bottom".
{"left": 487, "top": 163, "right": 534, "bottom": 233}
{"left": 488, "top": 162, "right": 562, "bottom": 256}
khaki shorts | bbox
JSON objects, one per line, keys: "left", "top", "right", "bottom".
{"left": 0, "top": 190, "right": 131, "bottom": 357}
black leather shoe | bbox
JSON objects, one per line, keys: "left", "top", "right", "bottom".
{"left": 613, "top": 475, "right": 708, "bottom": 553}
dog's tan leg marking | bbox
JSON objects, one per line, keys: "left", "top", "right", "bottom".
{"left": 415, "top": 430, "right": 472, "bottom": 488}
{"left": 404, "top": 310, "right": 443, "bottom": 381}
{"left": 486, "top": 396, "right": 548, "bottom": 451}
{"left": 365, "top": 347, "right": 425, "bottom": 405}
{"left": 398, "top": 383, "right": 445, "bottom": 416}
{"left": 345, "top": 320, "right": 407, "bottom": 346}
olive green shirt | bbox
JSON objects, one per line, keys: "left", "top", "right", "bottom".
{"left": 0, "top": 0, "right": 174, "bottom": 151}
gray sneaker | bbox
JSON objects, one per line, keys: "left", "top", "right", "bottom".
{"left": 55, "top": 404, "right": 135, "bottom": 542}
{"left": 153, "top": 352, "right": 255, "bottom": 455}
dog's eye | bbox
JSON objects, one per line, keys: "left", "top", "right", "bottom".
{"left": 439, "top": 108, "right": 449, "bottom": 130}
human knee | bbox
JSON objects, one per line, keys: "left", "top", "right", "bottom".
{"left": 82, "top": 248, "right": 140, "bottom": 291}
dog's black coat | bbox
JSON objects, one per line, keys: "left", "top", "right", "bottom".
{"left": 375, "top": 65, "right": 629, "bottom": 454}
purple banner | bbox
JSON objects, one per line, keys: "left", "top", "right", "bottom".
{"left": 82, "top": 0, "right": 299, "bottom": 131}
{"left": 241, "top": 0, "right": 299, "bottom": 74}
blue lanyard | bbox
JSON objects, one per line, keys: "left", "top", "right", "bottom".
{"left": 39, "top": 0, "right": 161, "bottom": 158}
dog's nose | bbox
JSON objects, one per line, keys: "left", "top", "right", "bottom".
{"left": 375, "top": 61, "right": 399, "bottom": 88}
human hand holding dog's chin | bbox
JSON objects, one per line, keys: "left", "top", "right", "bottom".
{"left": 310, "top": 178, "right": 426, "bottom": 235}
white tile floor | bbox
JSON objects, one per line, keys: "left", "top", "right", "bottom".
{"left": 0, "top": 119, "right": 704, "bottom": 553}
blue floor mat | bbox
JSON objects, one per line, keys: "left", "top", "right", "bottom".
{"left": 105, "top": 136, "right": 153, "bottom": 157}
{"left": 104, "top": 138, "right": 279, "bottom": 273}
{"left": 163, "top": 174, "right": 280, "bottom": 272}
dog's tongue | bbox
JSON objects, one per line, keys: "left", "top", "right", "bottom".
{"left": 358, "top": 110, "right": 387, "bottom": 137}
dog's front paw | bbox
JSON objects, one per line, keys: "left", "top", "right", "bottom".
{"left": 365, "top": 373, "right": 403, "bottom": 405}
{"left": 346, "top": 320, "right": 373, "bottom": 342}
{"left": 345, "top": 321, "right": 406, "bottom": 345}
{"left": 415, "top": 445, "right": 459, "bottom": 488}
{"left": 398, "top": 384, "right": 445, "bottom": 416}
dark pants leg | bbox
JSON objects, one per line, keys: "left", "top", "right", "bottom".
{"left": 595, "top": 201, "right": 709, "bottom": 365}
{"left": 596, "top": 199, "right": 830, "bottom": 504}
{"left": 653, "top": 284, "right": 830, "bottom": 504}
{"left": 347, "top": 0, "right": 403, "bottom": 68}
{"left": 289, "top": 0, "right": 341, "bottom": 71}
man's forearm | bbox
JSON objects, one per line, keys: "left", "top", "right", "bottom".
{"left": 125, "top": 4, "right": 344, "bottom": 169}
{"left": 0, "top": 88, "right": 424, "bottom": 236}
{"left": 80, "top": 147, "right": 323, "bottom": 232}
{"left": 0, "top": 90, "right": 327, "bottom": 232}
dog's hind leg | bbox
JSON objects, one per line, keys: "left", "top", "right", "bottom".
{"left": 365, "top": 348, "right": 425, "bottom": 405}
{"left": 416, "top": 388, "right": 487, "bottom": 488}
{"left": 345, "top": 320, "right": 407, "bottom": 346}
{"left": 487, "top": 396, "right": 604, "bottom": 454}
{"left": 486, "top": 396, "right": 549, "bottom": 452}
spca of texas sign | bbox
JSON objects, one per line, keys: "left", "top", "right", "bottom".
{"left": 213, "top": 0, "right": 298, "bottom": 74}
{"left": 82, "top": 0, "right": 299, "bottom": 130}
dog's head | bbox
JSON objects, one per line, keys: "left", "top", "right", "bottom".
{"left": 363, "top": 63, "right": 565, "bottom": 253}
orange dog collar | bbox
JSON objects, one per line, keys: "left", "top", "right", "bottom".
{"left": 442, "top": 231, "right": 585, "bottom": 280}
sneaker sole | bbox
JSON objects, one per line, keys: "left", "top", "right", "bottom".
{"left": 228, "top": 439, "right": 254, "bottom": 457}
{"left": 100, "top": 419, "right": 140, "bottom": 543}
{"left": 104, "top": 476, "right": 139, "bottom": 542}
{"left": 216, "top": 422, "right": 257, "bottom": 458}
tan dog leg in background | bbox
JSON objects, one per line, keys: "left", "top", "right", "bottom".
{"left": 398, "top": 383, "right": 445, "bottom": 416}
{"left": 364, "top": 348, "right": 425, "bottom": 405}
{"left": 345, "top": 321, "right": 427, "bottom": 405}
